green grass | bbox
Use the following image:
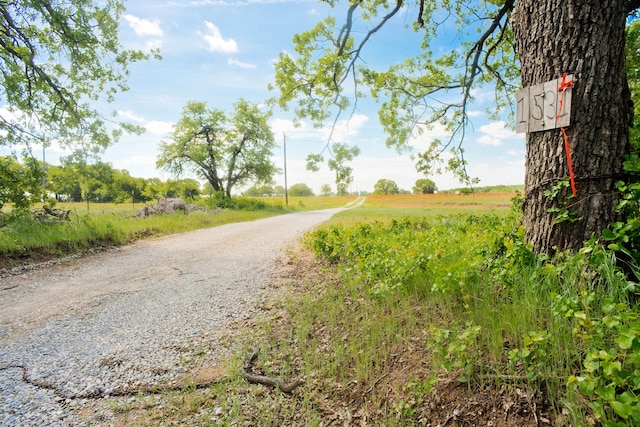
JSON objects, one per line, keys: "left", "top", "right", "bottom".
{"left": 289, "top": 203, "right": 640, "bottom": 425}
{"left": 248, "top": 195, "right": 358, "bottom": 211}
{"left": 0, "top": 196, "right": 356, "bottom": 268}
{"left": 324, "top": 192, "right": 515, "bottom": 226}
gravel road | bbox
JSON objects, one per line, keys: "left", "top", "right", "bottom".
{"left": 0, "top": 201, "right": 362, "bottom": 426}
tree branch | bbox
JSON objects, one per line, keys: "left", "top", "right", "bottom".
{"left": 334, "top": 0, "right": 404, "bottom": 89}
{"left": 462, "top": 0, "right": 515, "bottom": 103}
{"left": 0, "top": 5, "right": 79, "bottom": 121}
{"left": 483, "top": 20, "right": 511, "bottom": 86}
{"left": 336, "top": 0, "right": 363, "bottom": 56}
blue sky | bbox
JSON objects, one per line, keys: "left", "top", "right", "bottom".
{"left": 57, "top": 0, "right": 525, "bottom": 193}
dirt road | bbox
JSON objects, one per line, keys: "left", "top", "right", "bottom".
{"left": 0, "top": 201, "right": 362, "bottom": 426}
{"left": 0, "top": 204, "right": 359, "bottom": 346}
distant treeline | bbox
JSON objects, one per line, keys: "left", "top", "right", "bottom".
{"left": 439, "top": 184, "right": 524, "bottom": 194}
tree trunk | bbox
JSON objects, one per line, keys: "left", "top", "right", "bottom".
{"left": 511, "top": 0, "right": 632, "bottom": 253}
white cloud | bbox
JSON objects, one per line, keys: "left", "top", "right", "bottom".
{"left": 200, "top": 21, "right": 238, "bottom": 53}
{"left": 0, "top": 106, "right": 19, "bottom": 123}
{"left": 269, "top": 118, "right": 330, "bottom": 163}
{"left": 124, "top": 15, "right": 164, "bottom": 37}
{"left": 270, "top": 118, "right": 300, "bottom": 135}
{"left": 117, "top": 110, "right": 145, "bottom": 123}
{"left": 117, "top": 155, "right": 157, "bottom": 166}
{"left": 408, "top": 122, "right": 452, "bottom": 151}
{"left": 116, "top": 112, "right": 172, "bottom": 135}
{"left": 145, "top": 39, "right": 163, "bottom": 51}
{"left": 320, "top": 114, "right": 369, "bottom": 141}
{"left": 469, "top": 87, "right": 495, "bottom": 104}
{"left": 350, "top": 155, "right": 418, "bottom": 192}
{"left": 469, "top": 162, "right": 525, "bottom": 186}
{"left": 227, "top": 58, "right": 257, "bottom": 69}
{"left": 477, "top": 135, "right": 502, "bottom": 146}
{"left": 146, "top": 121, "right": 174, "bottom": 136}
{"left": 477, "top": 121, "right": 515, "bottom": 146}
{"left": 270, "top": 115, "right": 371, "bottom": 148}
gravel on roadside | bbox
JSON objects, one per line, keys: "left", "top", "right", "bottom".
{"left": 0, "top": 206, "right": 354, "bottom": 426}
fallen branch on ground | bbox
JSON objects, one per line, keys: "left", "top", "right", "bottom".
{"left": 239, "top": 352, "right": 304, "bottom": 393}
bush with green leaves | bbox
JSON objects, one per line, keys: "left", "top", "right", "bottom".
{"left": 307, "top": 215, "right": 508, "bottom": 296}
{"left": 203, "top": 193, "right": 273, "bottom": 211}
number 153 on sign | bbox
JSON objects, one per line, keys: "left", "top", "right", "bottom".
{"left": 515, "top": 75, "right": 572, "bottom": 134}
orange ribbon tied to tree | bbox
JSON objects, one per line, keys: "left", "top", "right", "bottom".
{"left": 557, "top": 73, "right": 577, "bottom": 196}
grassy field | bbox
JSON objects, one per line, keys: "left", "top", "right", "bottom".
{"left": 0, "top": 193, "right": 516, "bottom": 270}
{"left": 0, "top": 196, "right": 356, "bottom": 269}
{"left": 262, "top": 195, "right": 358, "bottom": 211}
{"left": 328, "top": 192, "right": 516, "bottom": 226}
{"left": 40, "top": 195, "right": 357, "bottom": 215}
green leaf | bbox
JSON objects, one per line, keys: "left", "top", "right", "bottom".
{"left": 611, "top": 400, "right": 633, "bottom": 419}
{"left": 616, "top": 331, "right": 636, "bottom": 350}
{"left": 602, "top": 361, "right": 622, "bottom": 377}
{"left": 595, "top": 384, "right": 616, "bottom": 402}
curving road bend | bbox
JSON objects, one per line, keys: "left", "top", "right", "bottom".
{"left": 0, "top": 199, "right": 363, "bottom": 426}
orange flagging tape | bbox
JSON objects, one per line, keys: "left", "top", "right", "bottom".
{"left": 557, "top": 73, "right": 577, "bottom": 196}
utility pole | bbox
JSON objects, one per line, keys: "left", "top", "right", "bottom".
{"left": 283, "top": 132, "right": 288, "bottom": 206}
{"left": 42, "top": 140, "right": 46, "bottom": 200}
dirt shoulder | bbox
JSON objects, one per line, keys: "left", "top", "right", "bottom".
{"left": 86, "top": 246, "right": 555, "bottom": 427}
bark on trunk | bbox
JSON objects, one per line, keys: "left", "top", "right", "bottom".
{"left": 512, "top": 0, "right": 632, "bottom": 253}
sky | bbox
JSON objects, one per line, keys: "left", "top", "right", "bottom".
{"left": 38, "top": 0, "right": 526, "bottom": 194}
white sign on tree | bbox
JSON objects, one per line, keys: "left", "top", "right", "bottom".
{"left": 515, "top": 75, "right": 573, "bottom": 133}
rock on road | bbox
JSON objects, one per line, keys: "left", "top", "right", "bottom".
{"left": 0, "top": 200, "right": 363, "bottom": 426}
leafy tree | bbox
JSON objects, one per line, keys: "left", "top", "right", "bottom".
{"left": 243, "top": 184, "right": 276, "bottom": 197}
{"left": 79, "top": 161, "right": 115, "bottom": 202}
{"left": 307, "top": 142, "right": 360, "bottom": 196}
{"left": 165, "top": 178, "right": 201, "bottom": 200}
{"left": 47, "top": 161, "right": 140, "bottom": 202}
{"left": 413, "top": 178, "right": 437, "bottom": 194}
{"left": 271, "top": 0, "right": 640, "bottom": 253}
{"left": 111, "top": 169, "right": 147, "bottom": 203}
{"left": 0, "top": 155, "right": 43, "bottom": 209}
{"left": 142, "top": 178, "right": 166, "bottom": 202}
{"left": 288, "top": 182, "right": 315, "bottom": 197}
{"left": 373, "top": 178, "right": 400, "bottom": 195}
{"left": 320, "top": 183, "right": 333, "bottom": 196}
{"left": 0, "top": 1, "right": 156, "bottom": 159}
{"left": 47, "top": 164, "right": 82, "bottom": 201}
{"left": 157, "top": 99, "right": 279, "bottom": 198}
